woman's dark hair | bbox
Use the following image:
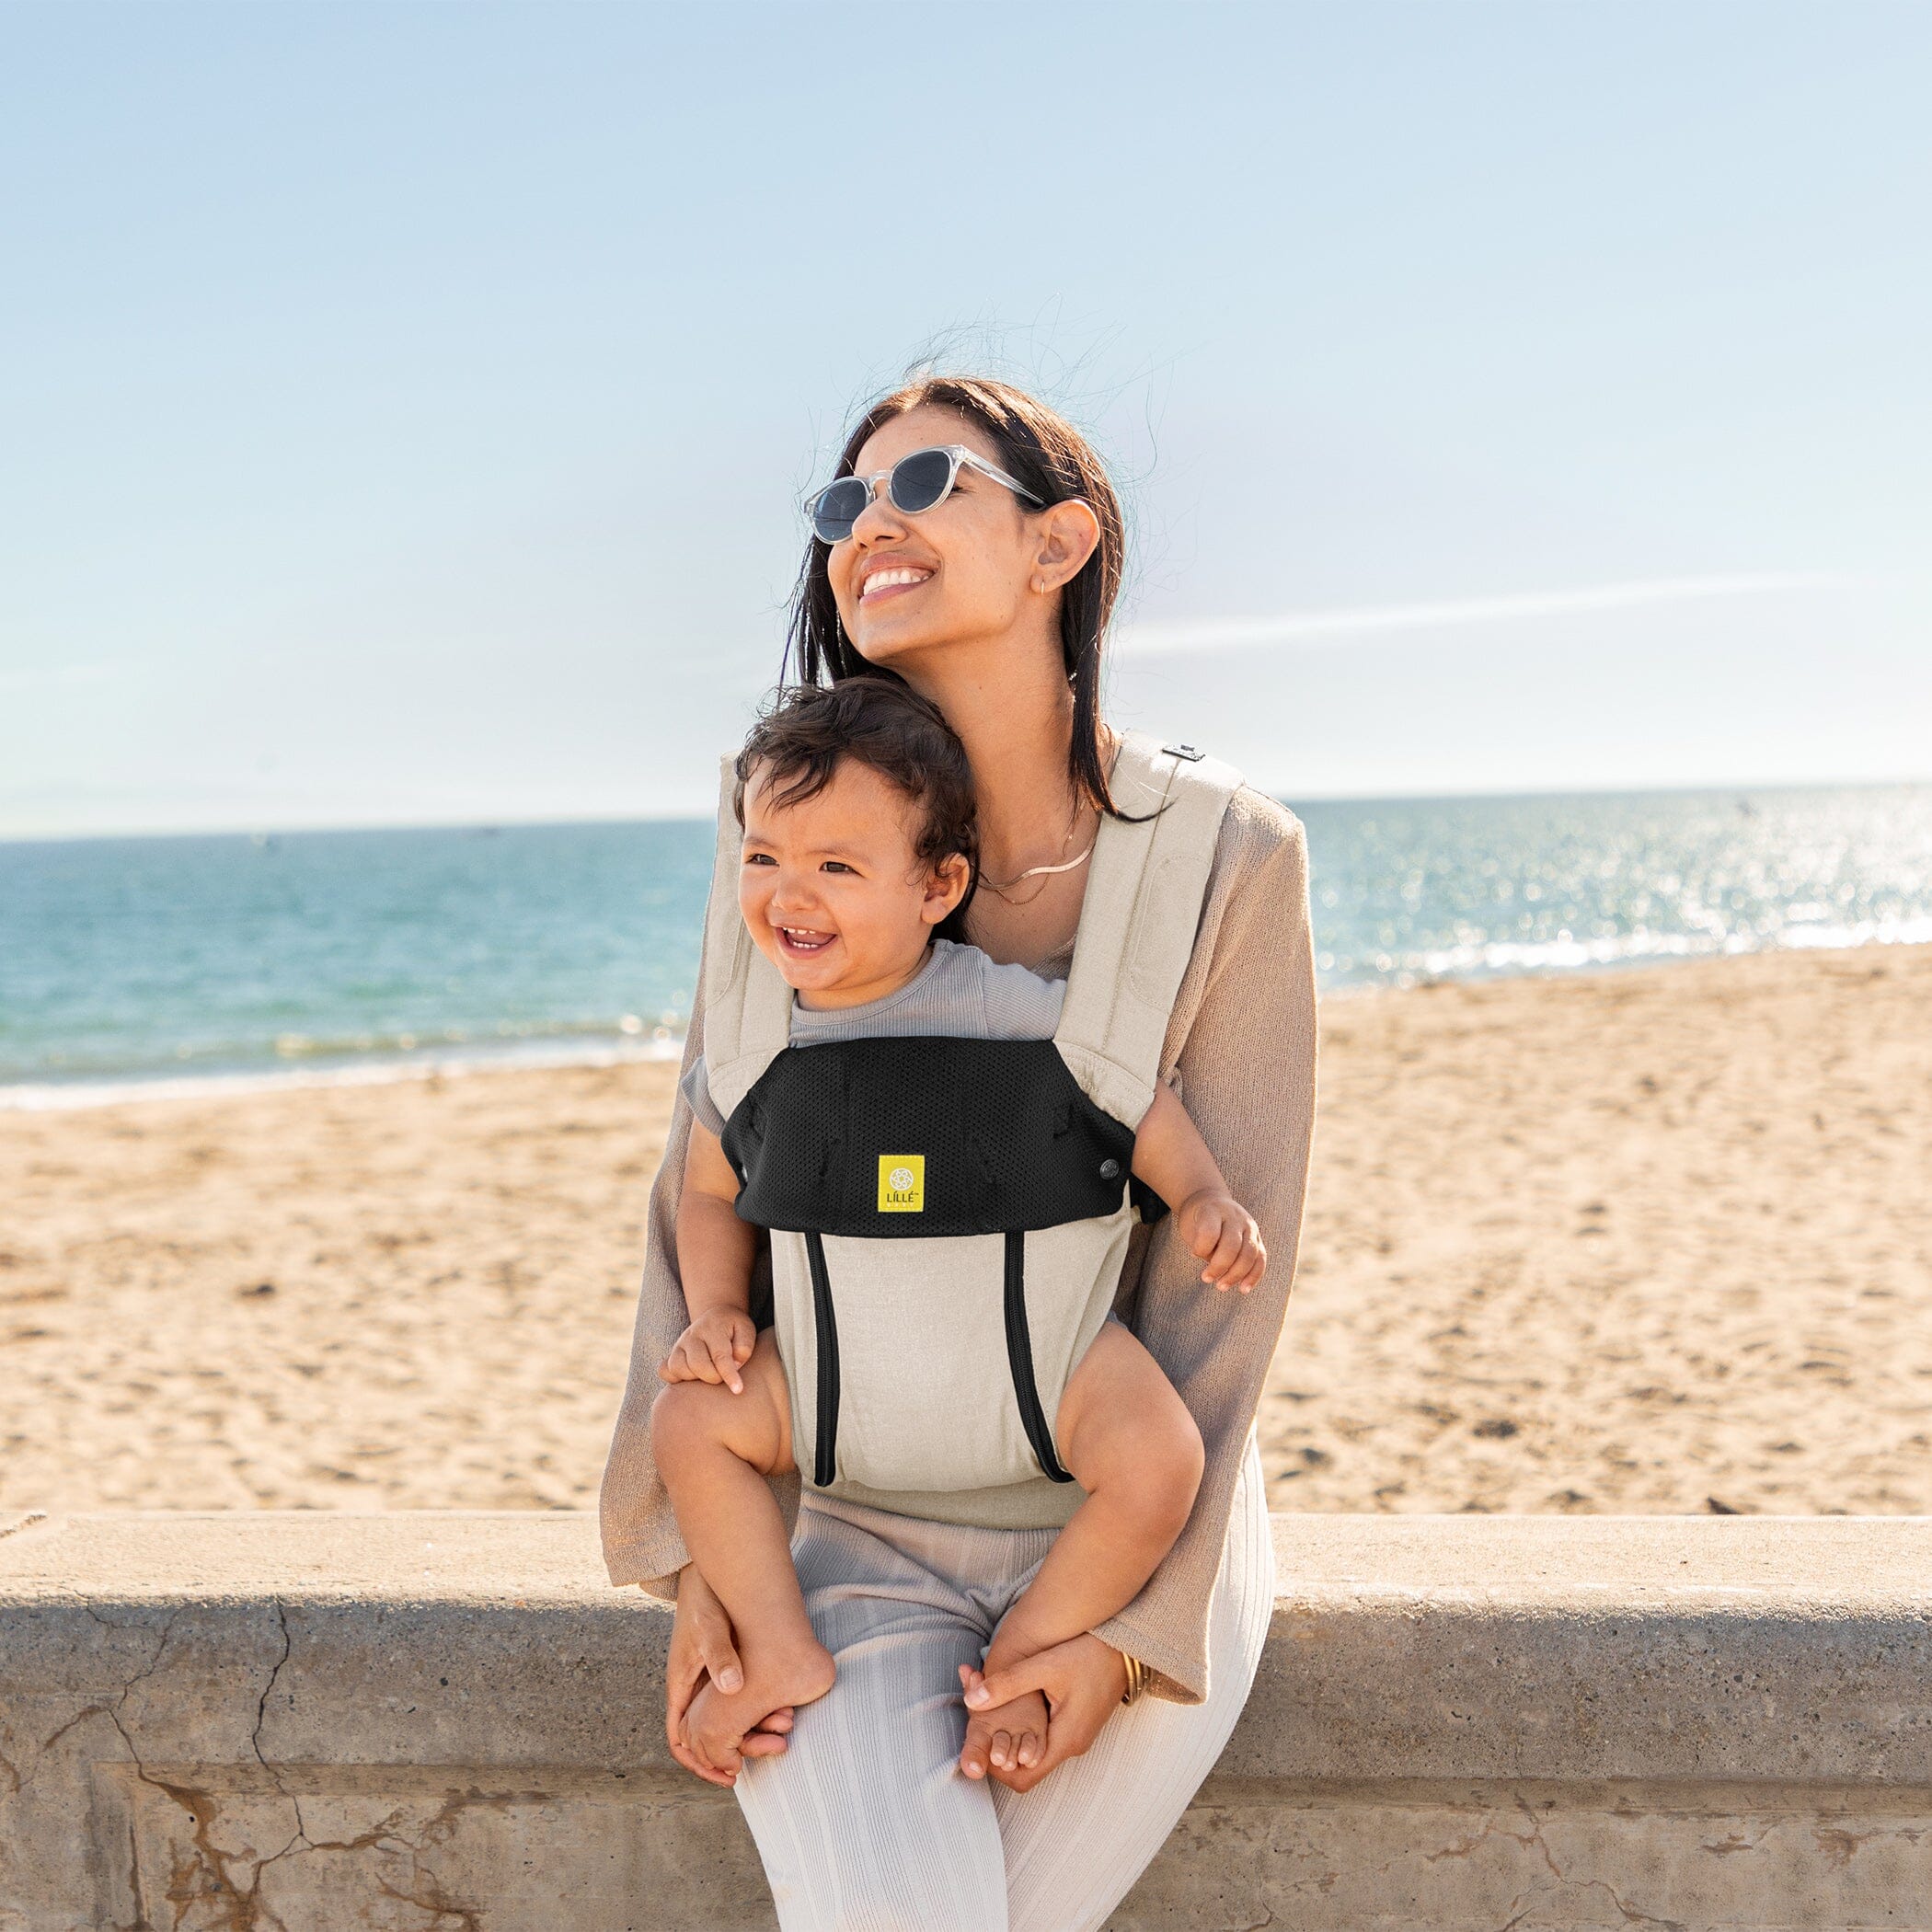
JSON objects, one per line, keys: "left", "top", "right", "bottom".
{"left": 784, "top": 374, "right": 1130, "bottom": 817}
{"left": 733, "top": 678, "right": 979, "bottom": 912}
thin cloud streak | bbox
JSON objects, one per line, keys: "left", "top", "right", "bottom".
{"left": 1115, "top": 574, "right": 1879, "bottom": 656}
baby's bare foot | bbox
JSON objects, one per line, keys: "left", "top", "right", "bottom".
{"left": 687, "top": 1632, "right": 836, "bottom": 1775}
{"left": 956, "top": 1667, "right": 1049, "bottom": 1782}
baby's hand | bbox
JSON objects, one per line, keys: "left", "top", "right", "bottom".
{"left": 1175, "top": 1189, "right": 1267, "bottom": 1293}
{"left": 956, "top": 1663, "right": 1048, "bottom": 1782}
{"left": 659, "top": 1309, "right": 757, "bottom": 1391}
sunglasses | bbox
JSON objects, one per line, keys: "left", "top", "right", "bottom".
{"left": 808, "top": 444, "right": 1044, "bottom": 545}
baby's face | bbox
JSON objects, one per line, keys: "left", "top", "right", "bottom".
{"left": 739, "top": 757, "right": 969, "bottom": 1008}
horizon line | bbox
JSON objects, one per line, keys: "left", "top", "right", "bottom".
{"left": 6, "top": 767, "right": 1929, "bottom": 847}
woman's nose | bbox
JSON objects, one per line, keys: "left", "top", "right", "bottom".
{"left": 847, "top": 482, "right": 906, "bottom": 548}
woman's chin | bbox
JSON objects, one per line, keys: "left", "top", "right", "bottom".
{"left": 845, "top": 619, "right": 940, "bottom": 671}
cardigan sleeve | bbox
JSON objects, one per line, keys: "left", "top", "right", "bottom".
{"left": 1088, "top": 790, "right": 1318, "bottom": 1701}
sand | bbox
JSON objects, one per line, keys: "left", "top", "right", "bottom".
{"left": 3, "top": 946, "right": 1928, "bottom": 1518}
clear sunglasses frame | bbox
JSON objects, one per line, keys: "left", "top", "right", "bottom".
{"left": 808, "top": 443, "right": 1045, "bottom": 545}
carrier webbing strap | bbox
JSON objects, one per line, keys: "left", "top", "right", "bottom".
{"left": 700, "top": 755, "right": 793, "bottom": 1121}
{"left": 802, "top": 1230, "right": 841, "bottom": 1487}
{"left": 1052, "top": 732, "right": 1243, "bottom": 1128}
{"left": 1003, "top": 1231, "right": 1074, "bottom": 1483}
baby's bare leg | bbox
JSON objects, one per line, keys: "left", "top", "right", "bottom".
{"left": 987, "top": 1323, "right": 1204, "bottom": 1671}
{"left": 651, "top": 1333, "right": 834, "bottom": 1764}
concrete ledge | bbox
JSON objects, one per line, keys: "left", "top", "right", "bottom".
{"left": 4, "top": 1512, "right": 1930, "bottom": 1927}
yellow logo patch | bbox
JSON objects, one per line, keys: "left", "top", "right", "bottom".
{"left": 877, "top": 1155, "right": 925, "bottom": 1213}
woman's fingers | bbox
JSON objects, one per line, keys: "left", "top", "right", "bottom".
{"left": 663, "top": 1622, "right": 705, "bottom": 1740}
{"left": 676, "top": 1568, "right": 745, "bottom": 1696}
{"left": 698, "top": 1619, "right": 744, "bottom": 1696}
{"left": 664, "top": 1566, "right": 767, "bottom": 1786}
{"left": 962, "top": 1657, "right": 1046, "bottom": 1711}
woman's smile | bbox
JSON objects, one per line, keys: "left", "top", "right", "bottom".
{"left": 857, "top": 561, "right": 933, "bottom": 604}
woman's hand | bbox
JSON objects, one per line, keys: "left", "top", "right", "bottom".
{"left": 661, "top": 1566, "right": 793, "bottom": 1787}
{"left": 960, "top": 1633, "right": 1131, "bottom": 1793}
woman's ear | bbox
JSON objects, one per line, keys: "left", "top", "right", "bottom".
{"left": 921, "top": 853, "right": 973, "bottom": 926}
{"left": 1029, "top": 497, "right": 1101, "bottom": 594}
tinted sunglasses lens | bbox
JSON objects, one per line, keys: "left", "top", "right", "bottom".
{"left": 888, "top": 448, "right": 956, "bottom": 515}
{"left": 811, "top": 478, "right": 868, "bottom": 543}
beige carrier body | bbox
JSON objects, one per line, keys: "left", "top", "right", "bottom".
{"left": 700, "top": 731, "right": 1240, "bottom": 1531}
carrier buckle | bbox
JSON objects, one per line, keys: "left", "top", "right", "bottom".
{"left": 1162, "top": 742, "right": 1205, "bottom": 763}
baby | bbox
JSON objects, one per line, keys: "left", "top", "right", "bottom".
{"left": 650, "top": 678, "right": 1266, "bottom": 1781}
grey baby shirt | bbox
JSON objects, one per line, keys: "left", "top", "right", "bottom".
{"left": 679, "top": 937, "right": 1067, "bottom": 1138}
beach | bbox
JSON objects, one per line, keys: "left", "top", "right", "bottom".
{"left": 4, "top": 945, "right": 1927, "bottom": 1519}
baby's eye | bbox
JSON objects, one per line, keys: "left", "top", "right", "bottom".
{"left": 743, "top": 852, "right": 776, "bottom": 867}
{"left": 821, "top": 860, "right": 856, "bottom": 875}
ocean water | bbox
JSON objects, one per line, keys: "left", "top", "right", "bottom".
{"left": 3, "top": 785, "right": 1928, "bottom": 1101}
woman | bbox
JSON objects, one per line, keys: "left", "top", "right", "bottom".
{"left": 601, "top": 374, "right": 1317, "bottom": 1929}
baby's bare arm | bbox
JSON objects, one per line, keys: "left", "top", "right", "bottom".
{"left": 1132, "top": 1084, "right": 1267, "bottom": 1290}
{"left": 677, "top": 1125, "right": 757, "bottom": 1317}
{"left": 666, "top": 1126, "right": 762, "bottom": 1387}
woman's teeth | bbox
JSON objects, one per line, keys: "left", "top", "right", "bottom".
{"left": 860, "top": 567, "right": 930, "bottom": 600}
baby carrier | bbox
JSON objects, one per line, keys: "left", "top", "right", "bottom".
{"left": 698, "top": 731, "right": 1241, "bottom": 1530}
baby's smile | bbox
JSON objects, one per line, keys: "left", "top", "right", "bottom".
{"left": 775, "top": 924, "right": 837, "bottom": 959}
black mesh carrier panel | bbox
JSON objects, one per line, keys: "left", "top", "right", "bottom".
{"left": 720, "top": 1036, "right": 1158, "bottom": 1488}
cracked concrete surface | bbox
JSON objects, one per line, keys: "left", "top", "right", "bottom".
{"left": 5, "top": 1512, "right": 1931, "bottom": 1928}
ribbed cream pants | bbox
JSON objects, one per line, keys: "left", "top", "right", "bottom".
{"left": 733, "top": 1438, "right": 1274, "bottom": 1931}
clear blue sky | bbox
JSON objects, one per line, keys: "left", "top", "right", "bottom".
{"left": 3, "top": 0, "right": 1927, "bottom": 835}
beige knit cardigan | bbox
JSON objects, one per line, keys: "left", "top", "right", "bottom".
{"left": 598, "top": 779, "right": 1318, "bottom": 1704}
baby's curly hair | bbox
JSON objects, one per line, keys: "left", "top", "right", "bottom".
{"left": 733, "top": 678, "right": 979, "bottom": 899}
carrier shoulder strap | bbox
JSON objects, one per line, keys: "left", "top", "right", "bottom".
{"left": 1052, "top": 733, "right": 1242, "bottom": 1127}
{"left": 698, "top": 732, "right": 1242, "bottom": 1127}
{"left": 698, "top": 755, "right": 793, "bottom": 1121}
